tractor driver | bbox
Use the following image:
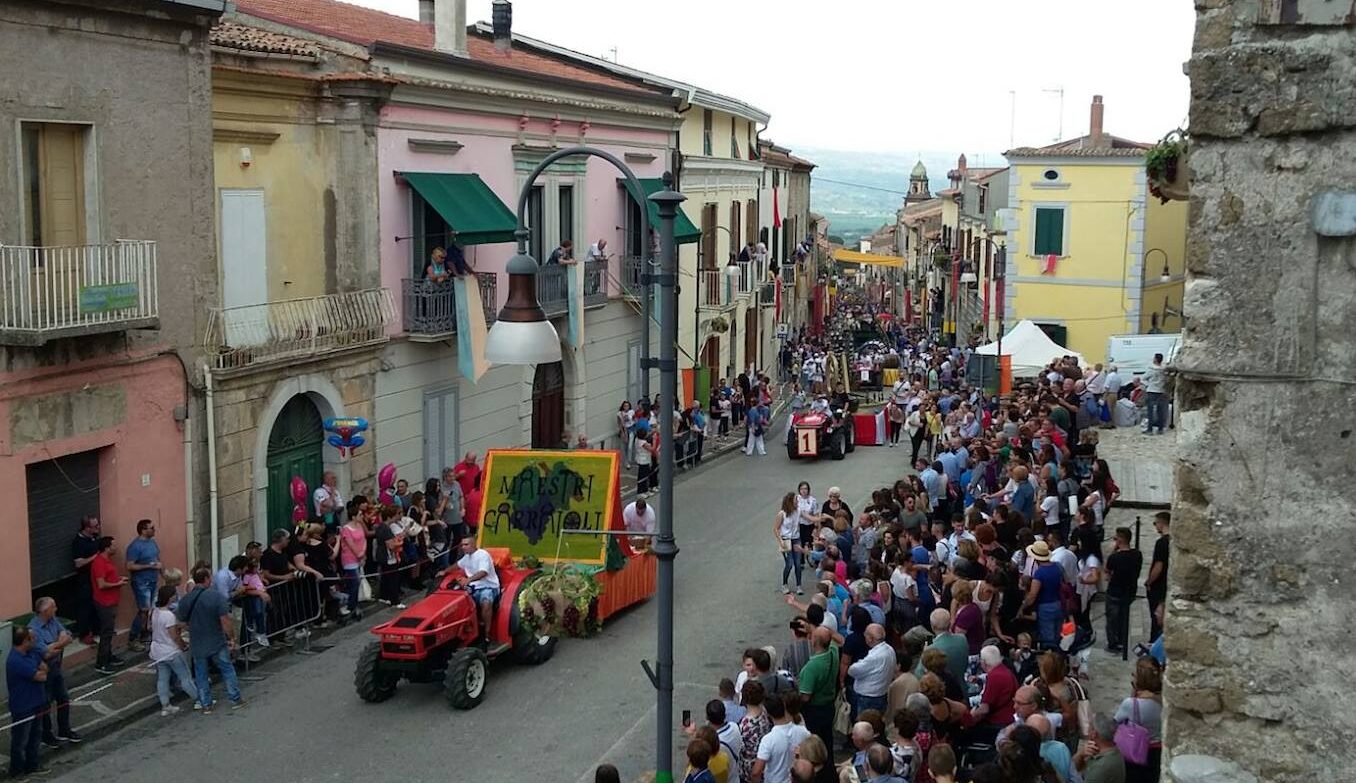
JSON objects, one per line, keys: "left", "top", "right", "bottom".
{"left": 454, "top": 536, "right": 500, "bottom": 645}
{"left": 831, "top": 383, "right": 851, "bottom": 413}
{"left": 810, "top": 396, "right": 831, "bottom": 415}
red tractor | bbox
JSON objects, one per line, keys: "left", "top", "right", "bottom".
{"left": 786, "top": 408, "right": 856, "bottom": 460}
{"left": 354, "top": 549, "right": 558, "bottom": 709}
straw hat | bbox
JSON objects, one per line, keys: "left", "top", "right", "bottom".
{"left": 1026, "top": 540, "right": 1052, "bottom": 562}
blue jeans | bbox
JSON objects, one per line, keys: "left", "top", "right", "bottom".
{"left": 781, "top": 546, "right": 803, "bottom": 587}
{"left": 1036, "top": 601, "right": 1064, "bottom": 647}
{"left": 40, "top": 668, "right": 72, "bottom": 739}
{"left": 156, "top": 652, "right": 199, "bottom": 708}
{"left": 855, "top": 693, "right": 888, "bottom": 717}
{"left": 9, "top": 708, "right": 42, "bottom": 774}
{"left": 193, "top": 646, "right": 242, "bottom": 708}
{"left": 342, "top": 566, "right": 362, "bottom": 614}
{"left": 1146, "top": 392, "right": 1167, "bottom": 432}
{"left": 130, "top": 579, "right": 156, "bottom": 639}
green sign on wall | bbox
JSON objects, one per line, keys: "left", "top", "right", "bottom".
{"left": 79, "top": 283, "right": 139, "bottom": 313}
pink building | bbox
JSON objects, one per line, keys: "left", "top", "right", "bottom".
{"left": 234, "top": 0, "right": 684, "bottom": 484}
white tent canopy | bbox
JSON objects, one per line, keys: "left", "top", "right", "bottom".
{"left": 975, "top": 320, "right": 1085, "bottom": 376}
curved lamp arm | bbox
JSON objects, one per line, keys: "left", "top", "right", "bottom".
{"left": 510, "top": 145, "right": 651, "bottom": 273}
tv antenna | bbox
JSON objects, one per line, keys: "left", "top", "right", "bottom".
{"left": 1042, "top": 87, "right": 1065, "bottom": 142}
{"left": 605, "top": 46, "right": 618, "bottom": 63}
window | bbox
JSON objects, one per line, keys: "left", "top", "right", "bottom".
{"left": 730, "top": 118, "right": 740, "bottom": 159}
{"left": 1042, "top": 169, "right": 1061, "bottom": 181}
{"left": 701, "top": 203, "right": 718, "bottom": 269}
{"left": 20, "top": 122, "right": 90, "bottom": 247}
{"left": 423, "top": 387, "right": 459, "bottom": 481}
{"left": 626, "top": 340, "right": 642, "bottom": 403}
{"left": 1033, "top": 206, "right": 1065, "bottom": 256}
{"left": 703, "top": 110, "right": 713, "bottom": 156}
{"left": 746, "top": 199, "right": 758, "bottom": 257}
{"left": 623, "top": 185, "right": 645, "bottom": 257}
{"left": 558, "top": 184, "right": 574, "bottom": 247}
{"left": 527, "top": 185, "right": 545, "bottom": 262}
{"left": 730, "top": 200, "right": 742, "bottom": 255}
{"left": 748, "top": 126, "right": 758, "bottom": 160}
{"left": 410, "top": 190, "right": 453, "bottom": 278}
{"left": 978, "top": 184, "right": 988, "bottom": 215}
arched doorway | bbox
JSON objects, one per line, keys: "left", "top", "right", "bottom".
{"left": 701, "top": 336, "right": 721, "bottom": 377}
{"left": 531, "top": 361, "right": 566, "bottom": 448}
{"left": 265, "top": 394, "right": 324, "bottom": 533}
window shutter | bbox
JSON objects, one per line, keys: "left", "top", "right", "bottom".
{"left": 1034, "top": 208, "right": 1064, "bottom": 256}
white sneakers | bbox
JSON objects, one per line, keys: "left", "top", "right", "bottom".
{"left": 160, "top": 706, "right": 181, "bottom": 717}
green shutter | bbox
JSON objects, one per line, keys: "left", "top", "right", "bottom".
{"left": 1034, "top": 208, "right": 1064, "bottom": 256}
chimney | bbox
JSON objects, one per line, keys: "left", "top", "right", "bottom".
{"left": 432, "top": 0, "right": 468, "bottom": 58}
{"left": 418, "top": 0, "right": 433, "bottom": 25}
{"left": 492, "top": 0, "right": 512, "bottom": 53}
{"left": 1089, "top": 95, "right": 1105, "bottom": 148}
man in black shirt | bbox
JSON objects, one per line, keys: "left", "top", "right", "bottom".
{"left": 70, "top": 516, "right": 102, "bottom": 643}
{"left": 1103, "top": 527, "right": 1143, "bottom": 653}
{"left": 1145, "top": 512, "right": 1170, "bottom": 641}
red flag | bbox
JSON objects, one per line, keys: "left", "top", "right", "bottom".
{"left": 773, "top": 187, "right": 782, "bottom": 229}
{"left": 1043, "top": 253, "right": 1058, "bottom": 274}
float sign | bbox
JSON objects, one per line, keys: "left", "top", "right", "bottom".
{"left": 476, "top": 449, "right": 619, "bottom": 565}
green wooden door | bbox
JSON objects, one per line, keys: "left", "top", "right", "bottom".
{"left": 266, "top": 395, "right": 324, "bottom": 532}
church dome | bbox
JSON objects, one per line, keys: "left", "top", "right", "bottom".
{"left": 910, "top": 160, "right": 928, "bottom": 178}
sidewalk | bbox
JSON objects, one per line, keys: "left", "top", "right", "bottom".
{"left": 0, "top": 396, "right": 790, "bottom": 775}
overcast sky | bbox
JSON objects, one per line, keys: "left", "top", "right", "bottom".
{"left": 345, "top": 0, "right": 1194, "bottom": 159}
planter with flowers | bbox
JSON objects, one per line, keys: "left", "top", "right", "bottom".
{"left": 1146, "top": 130, "right": 1189, "bottom": 203}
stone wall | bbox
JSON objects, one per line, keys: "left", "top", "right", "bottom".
{"left": 209, "top": 352, "right": 380, "bottom": 554}
{"left": 1169, "top": 2, "right": 1356, "bottom": 781}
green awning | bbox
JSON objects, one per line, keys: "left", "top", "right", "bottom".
{"left": 623, "top": 178, "right": 702, "bottom": 245}
{"left": 402, "top": 172, "right": 517, "bottom": 246}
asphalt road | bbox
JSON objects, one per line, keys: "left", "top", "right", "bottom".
{"left": 50, "top": 437, "right": 913, "bottom": 783}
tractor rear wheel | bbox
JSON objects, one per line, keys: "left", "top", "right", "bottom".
{"left": 354, "top": 641, "right": 398, "bottom": 703}
{"left": 829, "top": 430, "right": 846, "bottom": 460}
{"left": 444, "top": 647, "right": 489, "bottom": 710}
{"left": 511, "top": 631, "right": 559, "bottom": 666}
{"left": 786, "top": 437, "right": 799, "bottom": 460}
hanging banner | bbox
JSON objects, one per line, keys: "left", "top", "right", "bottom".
{"left": 566, "top": 261, "right": 586, "bottom": 347}
{"left": 454, "top": 274, "right": 491, "bottom": 382}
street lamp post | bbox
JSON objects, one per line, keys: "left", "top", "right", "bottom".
{"left": 482, "top": 147, "right": 683, "bottom": 782}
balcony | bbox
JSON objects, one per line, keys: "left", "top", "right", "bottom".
{"left": 584, "top": 258, "right": 607, "bottom": 308}
{"left": 0, "top": 241, "right": 159, "bottom": 346}
{"left": 536, "top": 261, "right": 609, "bottom": 318}
{"left": 781, "top": 265, "right": 796, "bottom": 285}
{"left": 204, "top": 288, "right": 395, "bottom": 373}
{"left": 760, "top": 281, "right": 778, "bottom": 306}
{"left": 402, "top": 273, "right": 498, "bottom": 341}
{"left": 735, "top": 261, "right": 754, "bottom": 295}
{"left": 699, "top": 268, "right": 735, "bottom": 310}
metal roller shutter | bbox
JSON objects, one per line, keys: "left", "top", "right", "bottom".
{"left": 27, "top": 451, "right": 100, "bottom": 588}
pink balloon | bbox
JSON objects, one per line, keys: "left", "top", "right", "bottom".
{"left": 290, "top": 476, "right": 308, "bottom": 504}
{"left": 378, "top": 463, "right": 397, "bottom": 492}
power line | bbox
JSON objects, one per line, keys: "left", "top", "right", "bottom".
{"left": 811, "top": 177, "right": 911, "bottom": 196}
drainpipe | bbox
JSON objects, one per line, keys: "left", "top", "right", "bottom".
{"left": 183, "top": 411, "right": 195, "bottom": 569}
{"left": 201, "top": 362, "right": 221, "bottom": 571}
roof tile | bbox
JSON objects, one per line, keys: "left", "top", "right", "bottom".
{"left": 236, "top": 0, "right": 664, "bottom": 95}
{"left": 211, "top": 20, "right": 321, "bottom": 57}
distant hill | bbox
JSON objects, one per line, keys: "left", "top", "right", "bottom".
{"left": 795, "top": 147, "right": 1004, "bottom": 245}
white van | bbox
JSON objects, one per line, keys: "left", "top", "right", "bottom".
{"left": 1106, "top": 333, "right": 1181, "bottom": 378}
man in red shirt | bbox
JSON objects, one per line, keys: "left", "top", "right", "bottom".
{"left": 968, "top": 644, "right": 1016, "bottom": 745}
{"left": 451, "top": 453, "right": 481, "bottom": 499}
{"left": 89, "top": 537, "right": 128, "bottom": 675}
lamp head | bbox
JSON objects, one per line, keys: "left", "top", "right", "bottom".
{"left": 484, "top": 244, "right": 562, "bottom": 366}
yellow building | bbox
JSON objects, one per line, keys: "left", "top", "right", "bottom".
{"left": 1002, "top": 95, "right": 1186, "bottom": 363}
{"left": 673, "top": 94, "right": 769, "bottom": 388}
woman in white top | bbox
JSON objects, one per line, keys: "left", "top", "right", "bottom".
{"left": 774, "top": 492, "right": 804, "bottom": 595}
{"left": 888, "top": 551, "right": 918, "bottom": 630}
{"left": 1075, "top": 536, "right": 1103, "bottom": 640}
{"left": 794, "top": 481, "right": 820, "bottom": 548}
{"left": 1040, "top": 477, "right": 1062, "bottom": 530}
{"left": 617, "top": 401, "right": 635, "bottom": 468}
{"left": 150, "top": 585, "right": 198, "bottom": 715}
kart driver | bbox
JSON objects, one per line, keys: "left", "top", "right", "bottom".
{"left": 810, "top": 396, "right": 831, "bottom": 414}
{"left": 454, "top": 537, "right": 500, "bottom": 645}
{"left": 830, "top": 383, "right": 851, "bottom": 413}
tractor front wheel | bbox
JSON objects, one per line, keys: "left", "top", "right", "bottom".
{"left": 829, "top": 430, "right": 846, "bottom": 461}
{"left": 354, "top": 641, "right": 398, "bottom": 703}
{"left": 444, "top": 647, "right": 489, "bottom": 710}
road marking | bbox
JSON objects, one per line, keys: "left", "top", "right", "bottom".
{"left": 574, "top": 703, "right": 655, "bottom": 783}
{"left": 84, "top": 700, "right": 114, "bottom": 717}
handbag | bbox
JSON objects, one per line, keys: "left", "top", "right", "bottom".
{"left": 358, "top": 575, "right": 373, "bottom": 603}
{"left": 1113, "top": 696, "right": 1151, "bottom": 765}
{"left": 833, "top": 690, "right": 852, "bottom": 736}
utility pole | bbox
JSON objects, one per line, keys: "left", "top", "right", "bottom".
{"left": 1042, "top": 87, "right": 1065, "bottom": 142}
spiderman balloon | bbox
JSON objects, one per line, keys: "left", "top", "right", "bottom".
{"left": 324, "top": 417, "right": 369, "bottom": 457}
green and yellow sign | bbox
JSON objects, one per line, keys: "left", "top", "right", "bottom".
{"left": 476, "top": 449, "right": 619, "bottom": 565}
